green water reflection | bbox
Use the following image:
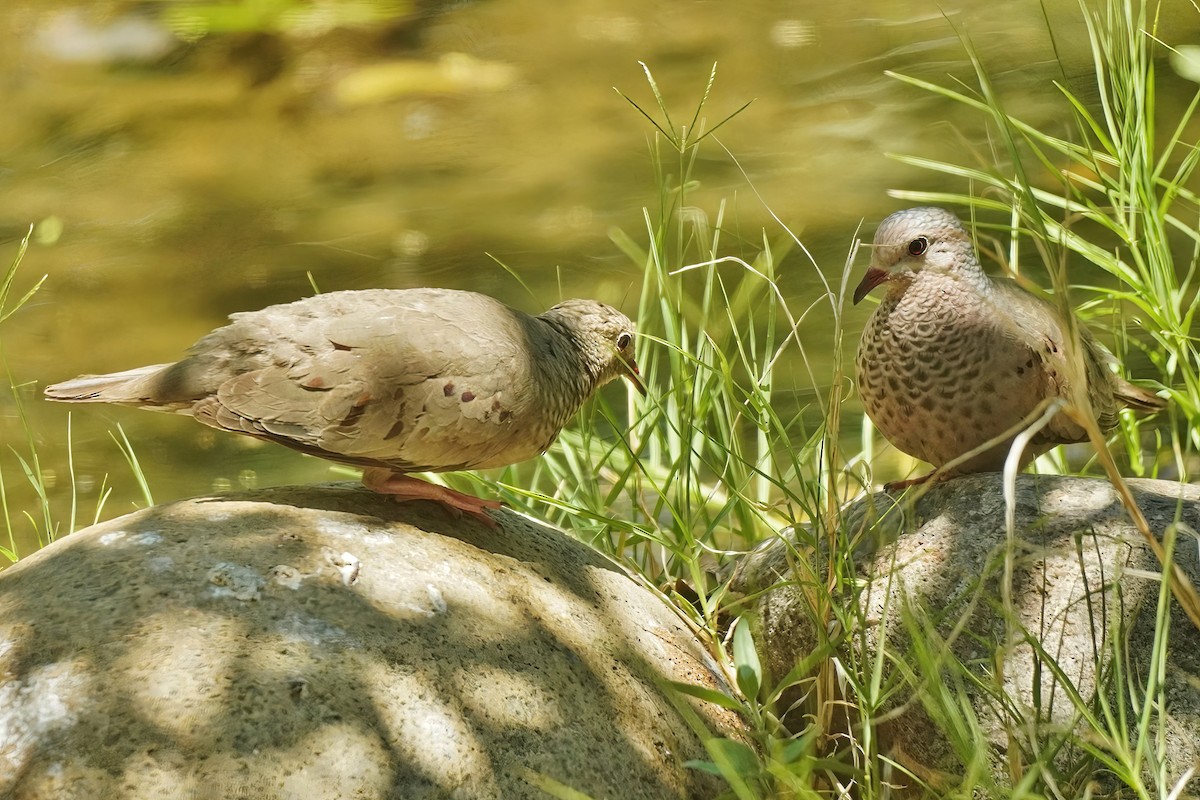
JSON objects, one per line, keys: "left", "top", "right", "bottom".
{"left": 2, "top": 0, "right": 1196, "bottom": 558}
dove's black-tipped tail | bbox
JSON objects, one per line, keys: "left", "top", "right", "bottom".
{"left": 44, "top": 364, "right": 180, "bottom": 409}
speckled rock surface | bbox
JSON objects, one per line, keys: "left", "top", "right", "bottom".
{"left": 0, "top": 486, "right": 742, "bottom": 800}
{"left": 732, "top": 474, "right": 1200, "bottom": 794}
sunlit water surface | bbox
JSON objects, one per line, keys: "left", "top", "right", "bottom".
{"left": 2, "top": 0, "right": 1197, "bottom": 558}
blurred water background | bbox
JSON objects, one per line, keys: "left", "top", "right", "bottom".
{"left": 2, "top": 0, "right": 1198, "bottom": 557}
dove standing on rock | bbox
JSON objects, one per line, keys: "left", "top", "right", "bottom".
{"left": 854, "top": 207, "right": 1164, "bottom": 489}
{"left": 45, "top": 288, "right": 645, "bottom": 524}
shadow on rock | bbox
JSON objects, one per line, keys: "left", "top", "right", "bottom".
{"left": 732, "top": 474, "right": 1200, "bottom": 796}
{"left": 0, "top": 484, "right": 743, "bottom": 800}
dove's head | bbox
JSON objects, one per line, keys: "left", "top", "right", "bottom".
{"left": 541, "top": 299, "right": 646, "bottom": 396}
{"left": 853, "top": 207, "right": 984, "bottom": 304}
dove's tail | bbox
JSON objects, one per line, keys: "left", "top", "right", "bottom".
{"left": 1116, "top": 379, "right": 1168, "bottom": 414}
{"left": 44, "top": 364, "right": 183, "bottom": 409}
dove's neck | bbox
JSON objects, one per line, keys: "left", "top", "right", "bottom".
{"left": 542, "top": 312, "right": 615, "bottom": 379}
{"left": 530, "top": 316, "right": 608, "bottom": 423}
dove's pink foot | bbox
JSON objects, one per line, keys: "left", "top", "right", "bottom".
{"left": 362, "top": 468, "right": 502, "bottom": 528}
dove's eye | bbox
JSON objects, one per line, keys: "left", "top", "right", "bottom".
{"left": 616, "top": 332, "right": 632, "bottom": 350}
{"left": 907, "top": 237, "right": 929, "bottom": 257}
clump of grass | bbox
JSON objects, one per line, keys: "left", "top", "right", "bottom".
{"left": 457, "top": 62, "right": 856, "bottom": 627}
{"left": 0, "top": 227, "right": 151, "bottom": 562}
{"left": 0, "top": 227, "right": 53, "bottom": 562}
{"left": 443, "top": 63, "right": 876, "bottom": 796}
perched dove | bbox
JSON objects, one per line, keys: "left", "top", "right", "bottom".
{"left": 854, "top": 207, "right": 1164, "bottom": 489}
{"left": 45, "top": 288, "right": 645, "bottom": 523}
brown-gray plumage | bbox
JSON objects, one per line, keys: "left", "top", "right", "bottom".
{"left": 854, "top": 207, "right": 1164, "bottom": 489}
{"left": 45, "top": 288, "right": 645, "bottom": 523}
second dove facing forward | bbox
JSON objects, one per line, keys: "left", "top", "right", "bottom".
{"left": 854, "top": 207, "right": 1164, "bottom": 488}
{"left": 45, "top": 288, "right": 645, "bottom": 524}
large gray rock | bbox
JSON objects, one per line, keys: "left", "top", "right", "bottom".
{"left": 732, "top": 474, "right": 1200, "bottom": 795}
{"left": 0, "top": 486, "right": 743, "bottom": 800}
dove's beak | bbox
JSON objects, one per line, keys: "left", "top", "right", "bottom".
{"left": 621, "top": 357, "right": 648, "bottom": 396}
{"left": 853, "top": 266, "right": 889, "bottom": 305}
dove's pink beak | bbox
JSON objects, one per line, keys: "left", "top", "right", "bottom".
{"left": 853, "top": 267, "right": 889, "bottom": 305}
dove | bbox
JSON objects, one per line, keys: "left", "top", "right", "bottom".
{"left": 854, "top": 207, "right": 1163, "bottom": 489}
{"left": 45, "top": 288, "right": 645, "bottom": 524}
